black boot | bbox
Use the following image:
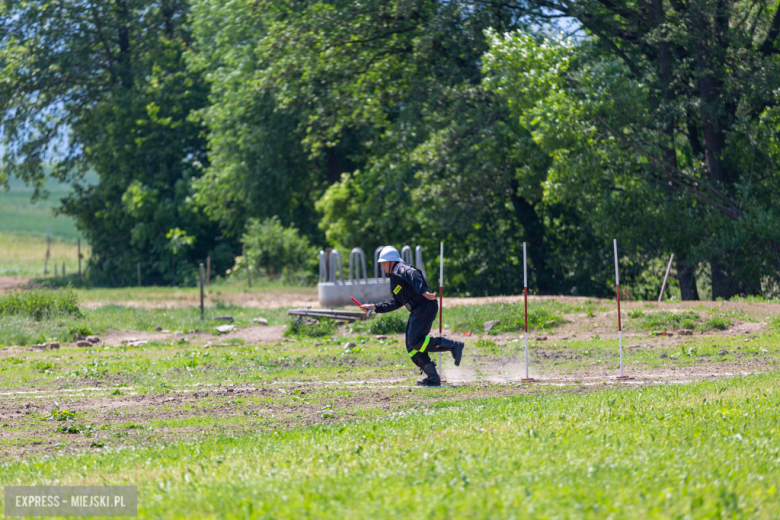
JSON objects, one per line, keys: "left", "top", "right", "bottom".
{"left": 451, "top": 341, "right": 465, "bottom": 366}
{"left": 440, "top": 338, "right": 466, "bottom": 367}
{"left": 416, "top": 362, "right": 441, "bottom": 387}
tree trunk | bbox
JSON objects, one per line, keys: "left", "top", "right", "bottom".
{"left": 676, "top": 255, "right": 700, "bottom": 301}
{"left": 509, "top": 179, "right": 552, "bottom": 293}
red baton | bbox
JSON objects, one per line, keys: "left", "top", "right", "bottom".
{"left": 350, "top": 296, "right": 373, "bottom": 316}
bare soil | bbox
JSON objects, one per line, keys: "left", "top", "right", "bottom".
{"left": 0, "top": 276, "right": 29, "bottom": 292}
{"left": 97, "top": 325, "right": 287, "bottom": 347}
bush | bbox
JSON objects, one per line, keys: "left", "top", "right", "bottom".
{"left": 68, "top": 323, "right": 94, "bottom": 340}
{"left": 0, "top": 288, "right": 82, "bottom": 320}
{"left": 638, "top": 311, "right": 700, "bottom": 330}
{"left": 240, "top": 217, "right": 316, "bottom": 281}
{"left": 355, "top": 313, "right": 407, "bottom": 335}
{"left": 284, "top": 317, "right": 338, "bottom": 337}
{"left": 705, "top": 316, "right": 732, "bottom": 330}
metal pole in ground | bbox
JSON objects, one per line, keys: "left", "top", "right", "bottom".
{"left": 521, "top": 242, "right": 535, "bottom": 382}
{"left": 658, "top": 253, "right": 675, "bottom": 302}
{"left": 206, "top": 256, "right": 211, "bottom": 287}
{"left": 438, "top": 242, "right": 443, "bottom": 372}
{"left": 62, "top": 262, "right": 65, "bottom": 277}
{"left": 199, "top": 263, "right": 205, "bottom": 320}
{"left": 137, "top": 262, "right": 141, "bottom": 287}
{"left": 78, "top": 239, "right": 82, "bottom": 285}
{"left": 614, "top": 239, "right": 630, "bottom": 380}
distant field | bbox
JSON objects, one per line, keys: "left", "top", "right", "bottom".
{"left": 0, "top": 233, "right": 87, "bottom": 278}
{"left": 0, "top": 171, "right": 96, "bottom": 242}
{"left": 0, "top": 172, "right": 94, "bottom": 276}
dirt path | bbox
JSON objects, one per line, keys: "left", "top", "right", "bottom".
{"left": 2, "top": 354, "right": 775, "bottom": 459}
{"left": 97, "top": 325, "right": 287, "bottom": 346}
{"left": 0, "top": 276, "right": 29, "bottom": 292}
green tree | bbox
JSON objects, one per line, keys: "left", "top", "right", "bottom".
{"left": 0, "top": 0, "right": 230, "bottom": 285}
{"left": 241, "top": 217, "right": 316, "bottom": 281}
{"left": 188, "top": 0, "right": 361, "bottom": 241}
{"left": 488, "top": 1, "right": 780, "bottom": 299}
{"left": 193, "top": 0, "right": 593, "bottom": 295}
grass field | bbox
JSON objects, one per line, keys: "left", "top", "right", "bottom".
{"left": 1, "top": 287, "right": 780, "bottom": 518}
{"left": 0, "top": 172, "right": 96, "bottom": 242}
{"left": 1, "top": 372, "right": 778, "bottom": 518}
{"left": 0, "top": 233, "right": 86, "bottom": 278}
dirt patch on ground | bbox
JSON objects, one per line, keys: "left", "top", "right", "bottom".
{"left": 96, "top": 325, "right": 287, "bottom": 347}
{"left": 0, "top": 276, "right": 30, "bottom": 292}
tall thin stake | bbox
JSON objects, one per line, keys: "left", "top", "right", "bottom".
{"left": 438, "top": 242, "right": 443, "bottom": 372}
{"left": 614, "top": 239, "right": 629, "bottom": 380}
{"left": 658, "top": 253, "right": 675, "bottom": 302}
{"left": 206, "top": 256, "right": 211, "bottom": 287}
{"left": 199, "top": 263, "right": 205, "bottom": 320}
{"left": 521, "top": 242, "right": 535, "bottom": 382}
{"left": 244, "top": 245, "right": 252, "bottom": 288}
{"left": 78, "top": 239, "right": 82, "bottom": 285}
{"left": 44, "top": 225, "right": 51, "bottom": 276}
{"left": 137, "top": 262, "right": 141, "bottom": 287}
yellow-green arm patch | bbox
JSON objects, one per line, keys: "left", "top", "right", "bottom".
{"left": 393, "top": 285, "right": 402, "bottom": 295}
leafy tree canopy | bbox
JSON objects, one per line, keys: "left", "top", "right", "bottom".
{"left": 0, "top": 0, "right": 231, "bottom": 285}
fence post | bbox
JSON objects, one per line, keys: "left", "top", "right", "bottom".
{"left": 199, "top": 263, "right": 205, "bottom": 320}
{"left": 44, "top": 225, "right": 51, "bottom": 276}
{"left": 62, "top": 262, "right": 66, "bottom": 277}
{"left": 78, "top": 239, "right": 82, "bottom": 285}
{"left": 244, "top": 245, "right": 252, "bottom": 288}
{"left": 206, "top": 256, "right": 211, "bottom": 287}
{"left": 137, "top": 262, "right": 141, "bottom": 287}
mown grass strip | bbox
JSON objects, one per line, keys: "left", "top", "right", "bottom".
{"left": 2, "top": 373, "right": 778, "bottom": 518}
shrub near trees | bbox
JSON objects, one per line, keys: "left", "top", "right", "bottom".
{"left": 4, "top": 0, "right": 780, "bottom": 297}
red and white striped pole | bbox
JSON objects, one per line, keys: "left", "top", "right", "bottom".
{"left": 439, "top": 242, "right": 444, "bottom": 370}
{"left": 523, "top": 242, "right": 532, "bottom": 381}
{"left": 614, "top": 239, "right": 629, "bottom": 380}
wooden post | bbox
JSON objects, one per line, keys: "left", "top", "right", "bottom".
{"left": 78, "top": 239, "right": 82, "bottom": 285}
{"left": 44, "top": 225, "right": 51, "bottom": 276}
{"left": 62, "top": 262, "right": 66, "bottom": 277}
{"left": 54, "top": 263, "right": 58, "bottom": 277}
{"left": 244, "top": 245, "right": 252, "bottom": 288}
{"left": 199, "top": 263, "right": 205, "bottom": 320}
{"left": 658, "top": 253, "right": 675, "bottom": 303}
{"left": 206, "top": 256, "right": 211, "bottom": 287}
{"left": 137, "top": 262, "right": 141, "bottom": 287}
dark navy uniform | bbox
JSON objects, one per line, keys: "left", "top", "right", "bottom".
{"left": 375, "top": 261, "right": 450, "bottom": 369}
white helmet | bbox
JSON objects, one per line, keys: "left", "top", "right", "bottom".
{"left": 377, "top": 245, "right": 402, "bottom": 263}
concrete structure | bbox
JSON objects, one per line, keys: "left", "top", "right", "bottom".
{"left": 318, "top": 246, "right": 428, "bottom": 307}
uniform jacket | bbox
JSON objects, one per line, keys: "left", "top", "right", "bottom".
{"left": 375, "top": 261, "right": 432, "bottom": 313}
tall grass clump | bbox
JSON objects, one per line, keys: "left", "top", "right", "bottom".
{"left": 0, "top": 287, "right": 82, "bottom": 320}
{"left": 450, "top": 302, "right": 567, "bottom": 334}
{"left": 639, "top": 310, "right": 733, "bottom": 331}
{"left": 638, "top": 310, "right": 700, "bottom": 330}
{"left": 284, "top": 317, "right": 338, "bottom": 337}
{"left": 353, "top": 313, "right": 406, "bottom": 335}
